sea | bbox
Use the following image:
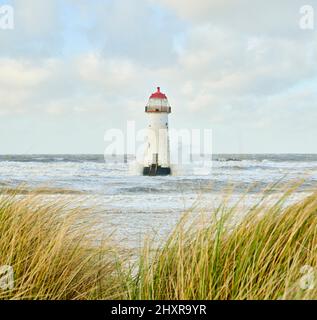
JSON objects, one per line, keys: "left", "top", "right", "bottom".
{"left": 0, "top": 154, "right": 316, "bottom": 247}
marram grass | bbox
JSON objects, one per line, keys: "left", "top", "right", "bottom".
{"left": 0, "top": 191, "right": 127, "bottom": 300}
{"left": 0, "top": 186, "right": 317, "bottom": 300}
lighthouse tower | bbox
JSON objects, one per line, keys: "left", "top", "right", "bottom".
{"left": 143, "top": 87, "right": 171, "bottom": 176}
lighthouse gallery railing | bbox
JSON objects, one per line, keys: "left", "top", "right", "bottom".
{"left": 145, "top": 106, "right": 171, "bottom": 113}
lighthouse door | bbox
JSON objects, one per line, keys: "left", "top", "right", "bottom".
{"left": 148, "top": 153, "right": 159, "bottom": 176}
{"left": 152, "top": 153, "right": 158, "bottom": 165}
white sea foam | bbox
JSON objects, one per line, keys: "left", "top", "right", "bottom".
{"left": 0, "top": 154, "right": 316, "bottom": 248}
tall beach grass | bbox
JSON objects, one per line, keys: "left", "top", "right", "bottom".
{"left": 0, "top": 186, "right": 316, "bottom": 300}
{"left": 0, "top": 191, "right": 127, "bottom": 300}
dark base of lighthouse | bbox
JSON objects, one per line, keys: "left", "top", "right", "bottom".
{"left": 143, "top": 166, "right": 171, "bottom": 176}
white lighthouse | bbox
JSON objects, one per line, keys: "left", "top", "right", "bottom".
{"left": 143, "top": 87, "right": 171, "bottom": 176}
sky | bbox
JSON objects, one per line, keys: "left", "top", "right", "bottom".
{"left": 0, "top": 0, "right": 316, "bottom": 154}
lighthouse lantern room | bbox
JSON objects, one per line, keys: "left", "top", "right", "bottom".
{"left": 143, "top": 87, "right": 171, "bottom": 176}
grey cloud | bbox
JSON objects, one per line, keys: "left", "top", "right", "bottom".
{"left": 72, "top": 0, "right": 184, "bottom": 67}
{"left": 157, "top": 0, "right": 315, "bottom": 38}
{"left": 0, "top": 0, "right": 63, "bottom": 58}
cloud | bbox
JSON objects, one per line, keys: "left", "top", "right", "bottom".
{"left": 155, "top": 0, "right": 314, "bottom": 37}
{"left": 0, "top": 0, "right": 62, "bottom": 58}
{"left": 0, "top": 58, "right": 54, "bottom": 115}
{"left": 72, "top": 0, "right": 184, "bottom": 67}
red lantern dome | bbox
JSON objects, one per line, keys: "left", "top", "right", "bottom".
{"left": 149, "top": 87, "right": 167, "bottom": 100}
